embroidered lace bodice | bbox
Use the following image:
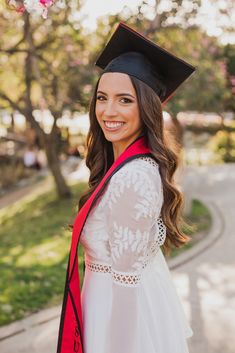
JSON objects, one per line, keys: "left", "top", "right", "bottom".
{"left": 80, "top": 156, "right": 166, "bottom": 287}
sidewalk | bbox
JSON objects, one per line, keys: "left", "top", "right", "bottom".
{"left": 0, "top": 158, "right": 89, "bottom": 210}
{"left": 0, "top": 172, "right": 50, "bottom": 210}
{"left": 0, "top": 163, "right": 234, "bottom": 353}
{"left": 180, "top": 163, "right": 235, "bottom": 353}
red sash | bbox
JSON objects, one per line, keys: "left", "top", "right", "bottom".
{"left": 56, "top": 135, "right": 152, "bottom": 353}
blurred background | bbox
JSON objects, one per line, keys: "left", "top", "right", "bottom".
{"left": 0, "top": 1, "right": 234, "bottom": 352}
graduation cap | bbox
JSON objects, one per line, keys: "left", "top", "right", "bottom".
{"left": 95, "top": 22, "right": 196, "bottom": 104}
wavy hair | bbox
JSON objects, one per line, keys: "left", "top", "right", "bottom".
{"left": 79, "top": 75, "right": 191, "bottom": 255}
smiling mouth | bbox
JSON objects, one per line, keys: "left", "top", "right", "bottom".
{"left": 104, "top": 121, "right": 126, "bottom": 129}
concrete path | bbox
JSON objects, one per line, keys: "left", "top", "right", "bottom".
{"left": 180, "top": 163, "right": 235, "bottom": 353}
{"left": 0, "top": 173, "right": 50, "bottom": 210}
{"left": 0, "top": 163, "right": 234, "bottom": 353}
{"left": 0, "top": 158, "right": 88, "bottom": 210}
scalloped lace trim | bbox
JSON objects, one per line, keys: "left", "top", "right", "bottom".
{"left": 112, "top": 271, "right": 141, "bottom": 287}
{"left": 85, "top": 261, "right": 142, "bottom": 287}
{"left": 85, "top": 247, "right": 160, "bottom": 287}
{"left": 137, "top": 155, "right": 159, "bottom": 168}
{"left": 156, "top": 217, "right": 166, "bottom": 246}
{"left": 86, "top": 262, "right": 111, "bottom": 273}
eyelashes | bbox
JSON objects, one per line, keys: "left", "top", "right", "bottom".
{"left": 96, "top": 95, "right": 105, "bottom": 101}
{"left": 96, "top": 95, "right": 133, "bottom": 104}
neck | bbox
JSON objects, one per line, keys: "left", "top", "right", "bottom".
{"left": 112, "top": 132, "right": 145, "bottom": 161}
{"left": 112, "top": 143, "right": 125, "bottom": 161}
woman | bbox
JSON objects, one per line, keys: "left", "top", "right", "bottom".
{"left": 57, "top": 23, "right": 195, "bottom": 353}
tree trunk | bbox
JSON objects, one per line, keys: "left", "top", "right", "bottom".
{"left": 43, "top": 134, "right": 72, "bottom": 199}
{"left": 0, "top": 13, "right": 72, "bottom": 199}
{"left": 10, "top": 113, "right": 15, "bottom": 132}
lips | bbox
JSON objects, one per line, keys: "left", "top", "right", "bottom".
{"left": 104, "top": 120, "right": 125, "bottom": 123}
{"left": 103, "top": 120, "right": 126, "bottom": 130}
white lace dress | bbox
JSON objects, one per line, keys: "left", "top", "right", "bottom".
{"left": 80, "top": 157, "right": 193, "bottom": 353}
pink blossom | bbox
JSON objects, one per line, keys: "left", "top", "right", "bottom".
{"left": 39, "top": 0, "right": 54, "bottom": 7}
{"left": 7, "top": 0, "right": 55, "bottom": 18}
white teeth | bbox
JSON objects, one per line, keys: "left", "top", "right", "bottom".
{"left": 104, "top": 121, "right": 125, "bottom": 128}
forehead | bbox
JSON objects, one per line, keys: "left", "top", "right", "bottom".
{"left": 98, "top": 72, "right": 136, "bottom": 94}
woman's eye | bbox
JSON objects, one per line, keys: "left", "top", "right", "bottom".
{"left": 96, "top": 96, "right": 132, "bottom": 103}
{"left": 96, "top": 95, "right": 106, "bottom": 101}
{"left": 120, "top": 97, "right": 132, "bottom": 104}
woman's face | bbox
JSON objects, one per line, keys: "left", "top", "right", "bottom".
{"left": 95, "top": 72, "right": 143, "bottom": 157}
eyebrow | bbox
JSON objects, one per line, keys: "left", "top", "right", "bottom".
{"left": 97, "top": 90, "right": 135, "bottom": 99}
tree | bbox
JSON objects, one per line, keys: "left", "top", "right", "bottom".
{"left": 0, "top": 1, "right": 94, "bottom": 198}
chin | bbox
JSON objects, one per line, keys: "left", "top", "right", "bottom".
{"left": 103, "top": 131, "right": 124, "bottom": 142}
{"left": 104, "top": 136, "right": 121, "bottom": 143}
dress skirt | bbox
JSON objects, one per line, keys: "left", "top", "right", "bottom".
{"left": 81, "top": 248, "right": 193, "bottom": 353}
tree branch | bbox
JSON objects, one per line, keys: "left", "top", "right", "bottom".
{"left": 144, "top": 0, "right": 162, "bottom": 35}
{"left": 0, "top": 35, "right": 26, "bottom": 54}
{"left": 0, "top": 92, "right": 25, "bottom": 115}
{"left": 0, "top": 91, "right": 44, "bottom": 136}
{"left": 0, "top": 48, "right": 28, "bottom": 54}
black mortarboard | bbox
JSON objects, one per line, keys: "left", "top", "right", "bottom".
{"left": 95, "top": 22, "right": 196, "bottom": 104}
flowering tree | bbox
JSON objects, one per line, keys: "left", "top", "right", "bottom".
{"left": 7, "top": 0, "right": 56, "bottom": 18}
{"left": 0, "top": 0, "right": 93, "bottom": 198}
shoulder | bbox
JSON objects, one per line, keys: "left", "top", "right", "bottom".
{"left": 110, "top": 156, "right": 162, "bottom": 195}
{"left": 112, "top": 156, "right": 160, "bottom": 182}
{"left": 102, "top": 156, "right": 163, "bottom": 211}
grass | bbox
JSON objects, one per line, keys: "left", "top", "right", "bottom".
{"left": 170, "top": 199, "right": 212, "bottom": 258}
{"left": 0, "top": 188, "right": 211, "bottom": 326}
{"left": 0, "top": 182, "right": 87, "bottom": 326}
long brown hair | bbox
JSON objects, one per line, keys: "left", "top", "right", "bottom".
{"left": 79, "top": 75, "right": 191, "bottom": 255}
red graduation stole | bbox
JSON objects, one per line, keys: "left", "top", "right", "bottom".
{"left": 56, "top": 135, "right": 152, "bottom": 353}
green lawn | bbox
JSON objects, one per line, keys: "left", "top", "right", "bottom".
{"left": 0, "top": 182, "right": 87, "bottom": 326}
{"left": 0, "top": 186, "right": 211, "bottom": 326}
{"left": 170, "top": 199, "right": 212, "bottom": 257}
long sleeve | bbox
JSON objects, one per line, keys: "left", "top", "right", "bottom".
{"left": 104, "top": 159, "right": 163, "bottom": 353}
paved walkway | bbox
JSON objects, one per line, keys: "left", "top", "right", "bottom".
{"left": 0, "top": 159, "right": 88, "bottom": 210}
{"left": 0, "top": 163, "right": 234, "bottom": 353}
{"left": 181, "top": 163, "right": 235, "bottom": 353}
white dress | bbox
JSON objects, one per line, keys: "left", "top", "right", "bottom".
{"left": 80, "top": 156, "right": 193, "bottom": 353}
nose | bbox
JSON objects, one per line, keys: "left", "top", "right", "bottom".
{"left": 104, "top": 100, "right": 117, "bottom": 117}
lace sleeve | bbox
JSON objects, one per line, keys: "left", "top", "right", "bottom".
{"left": 104, "top": 159, "right": 162, "bottom": 353}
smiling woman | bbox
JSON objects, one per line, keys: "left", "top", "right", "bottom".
{"left": 95, "top": 72, "right": 143, "bottom": 160}
{"left": 56, "top": 23, "right": 195, "bottom": 353}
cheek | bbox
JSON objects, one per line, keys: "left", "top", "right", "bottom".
{"left": 129, "top": 106, "right": 141, "bottom": 127}
{"left": 121, "top": 105, "right": 137, "bottom": 119}
{"left": 95, "top": 105, "right": 102, "bottom": 120}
